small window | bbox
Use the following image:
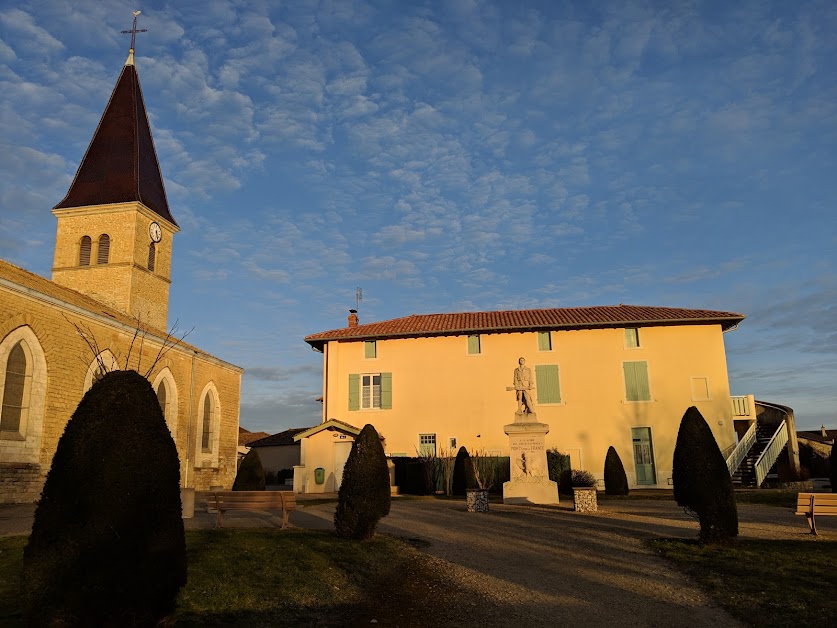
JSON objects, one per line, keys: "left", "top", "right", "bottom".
{"left": 97, "top": 234, "right": 110, "bottom": 264}
{"left": 79, "top": 236, "right": 92, "bottom": 266}
{"left": 449, "top": 437, "right": 457, "bottom": 449}
{"left": 624, "top": 361, "right": 651, "bottom": 401}
{"left": 467, "top": 334, "right": 481, "bottom": 355}
{"left": 625, "top": 328, "right": 640, "bottom": 348}
{"left": 691, "top": 377, "right": 710, "bottom": 401}
{"left": 419, "top": 433, "right": 437, "bottom": 457}
{"left": 364, "top": 341, "right": 376, "bottom": 359}
{"left": 147, "top": 242, "right": 156, "bottom": 271}
{"left": 538, "top": 331, "right": 552, "bottom": 351}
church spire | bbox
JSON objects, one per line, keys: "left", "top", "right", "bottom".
{"left": 53, "top": 11, "right": 176, "bottom": 227}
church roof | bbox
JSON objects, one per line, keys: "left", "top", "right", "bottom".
{"left": 53, "top": 57, "right": 177, "bottom": 227}
{"left": 304, "top": 305, "right": 745, "bottom": 349}
{"left": 0, "top": 258, "right": 241, "bottom": 372}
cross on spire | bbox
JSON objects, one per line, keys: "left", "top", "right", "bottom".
{"left": 121, "top": 10, "right": 147, "bottom": 52}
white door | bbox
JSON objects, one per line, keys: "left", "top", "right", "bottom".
{"left": 334, "top": 441, "right": 353, "bottom": 490}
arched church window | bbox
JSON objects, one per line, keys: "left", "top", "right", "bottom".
{"left": 1, "top": 342, "right": 29, "bottom": 433}
{"left": 201, "top": 390, "right": 214, "bottom": 452}
{"left": 157, "top": 378, "right": 167, "bottom": 413}
{"left": 97, "top": 234, "right": 110, "bottom": 264}
{"left": 148, "top": 242, "right": 156, "bottom": 272}
{"left": 79, "top": 236, "right": 92, "bottom": 266}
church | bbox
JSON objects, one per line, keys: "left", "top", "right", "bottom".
{"left": 0, "top": 45, "right": 242, "bottom": 503}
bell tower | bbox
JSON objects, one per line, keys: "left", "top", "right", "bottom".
{"left": 51, "top": 22, "right": 178, "bottom": 331}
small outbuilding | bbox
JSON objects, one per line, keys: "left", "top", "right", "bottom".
{"left": 292, "top": 419, "right": 361, "bottom": 494}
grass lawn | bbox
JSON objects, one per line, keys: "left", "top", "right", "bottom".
{"left": 0, "top": 529, "right": 426, "bottom": 626}
{"left": 650, "top": 538, "right": 837, "bottom": 627}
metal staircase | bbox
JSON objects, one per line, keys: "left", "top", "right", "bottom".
{"left": 726, "top": 397, "right": 793, "bottom": 487}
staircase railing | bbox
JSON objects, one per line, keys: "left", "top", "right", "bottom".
{"left": 754, "top": 420, "right": 788, "bottom": 487}
{"left": 726, "top": 422, "right": 757, "bottom": 475}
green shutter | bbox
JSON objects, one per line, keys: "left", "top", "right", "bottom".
{"left": 625, "top": 328, "right": 639, "bottom": 348}
{"left": 380, "top": 372, "right": 392, "bottom": 409}
{"left": 467, "top": 335, "right": 480, "bottom": 354}
{"left": 535, "top": 365, "right": 561, "bottom": 404}
{"left": 538, "top": 331, "right": 552, "bottom": 351}
{"left": 348, "top": 374, "right": 360, "bottom": 411}
{"left": 624, "top": 361, "right": 650, "bottom": 401}
{"left": 365, "top": 341, "right": 376, "bottom": 358}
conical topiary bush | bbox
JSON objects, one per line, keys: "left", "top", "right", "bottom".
{"left": 334, "top": 424, "right": 391, "bottom": 539}
{"left": 673, "top": 406, "right": 738, "bottom": 543}
{"left": 22, "top": 370, "right": 186, "bottom": 626}
{"left": 233, "top": 448, "right": 266, "bottom": 491}
{"left": 452, "top": 446, "right": 476, "bottom": 495}
{"left": 604, "top": 446, "right": 629, "bottom": 495}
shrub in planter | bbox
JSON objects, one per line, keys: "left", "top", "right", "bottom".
{"left": 570, "top": 469, "right": 597, "bottom": 488}
{"left": 22, "top": 370, "right": 186, "bottom": 626}
{"left": 334, "top": 424, "right": 391, "bottom": 539}
{"left": 673, "top": 406, "right": 738, "bottom": 543}
{"left": 233, "top": 448, "right": 266, "bottom": 490}
{"left": 452, "top": 446, "right": 476, "bottom": 495}
{"left": 604, "top": 446, "right": 629, "bottom": 495}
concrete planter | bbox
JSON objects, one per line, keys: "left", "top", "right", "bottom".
{"left": 180, "top": 487, "right": 195, "bottom": 519}
{"left": 466, "top": 488, "right": 490, "bottom": 512}
{"left": 572, "top": 487, "right": 598, "bottom": 512}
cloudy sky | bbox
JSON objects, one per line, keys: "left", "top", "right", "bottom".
{"left": 1, "top": 0, "right": 834, "bottom": 433}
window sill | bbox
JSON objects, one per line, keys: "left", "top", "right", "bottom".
{"left": 0, "top": 431, "right": 26, "bottom": 441}
{"left": 623, "top": 399, "right": 654, "bottom": 404}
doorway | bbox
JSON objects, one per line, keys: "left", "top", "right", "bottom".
{"left": 334, "top": 441, "right": 353, "bottom": 490}
{"left": 631, "top": 427, "right": 657, "bottom": 485}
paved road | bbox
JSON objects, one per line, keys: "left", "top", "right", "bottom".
{"left": 3, "top": 496, "right": 833, "bottom": 627}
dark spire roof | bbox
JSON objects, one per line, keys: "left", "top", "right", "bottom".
{"left": 54, "top": 58, "right": 177, "bottom": 227}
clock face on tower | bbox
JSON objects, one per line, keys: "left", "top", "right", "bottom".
{"left": 149, "top": 222, "right": 162, "bottom": 243}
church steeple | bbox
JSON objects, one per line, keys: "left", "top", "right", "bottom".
{"left": 53, "top": 49, "right": 176, "bottom": 226}
{"left": 51, "top": 18, "right": 178, "bottom": 332}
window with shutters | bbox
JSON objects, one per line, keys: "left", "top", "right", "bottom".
{"left": 349, "top": 373, "right": 392, "bottom": 410}
{"left": 623, "top": 361, "right": 651, "bottom": 401}
{"left": 624, "top": 328, "right": 640, "bottom": 348}
{"left": 537, "top": 331, "right": 552, "bottom": 351}
{"left": 535, "top": 364, "right": 561, "bottom": 404}
{"left": 467, "top": 334, "right": 481, "bottom": 355}
{"left": 364, "top": 341, "right": 377, "bottom": 359}
{"left": 419, "top": 433, "right": 437, "bottom": 457}
{"left": 148, "top": 242, "right": 156, "bottom": 271}
{"left": 79, "top": 236, "right": 92, "bottom": 266}
{"left": 96, "top": 234, "right": 110, "bottom": 264}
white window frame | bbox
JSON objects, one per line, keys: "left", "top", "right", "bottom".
{"left": 152, "top": 367, "right": 179, "bottom": 439}
{"left": 361, "top": 373, "right": 382, "bottom": 410}
{"left": 419, "top": 433, "right": 437, "bottom": 456}
{"left": 83, "top": 350, "right": 119, "bottom": 393}
{"left": 690, "top": 376, "right": 711, "bottom": 402}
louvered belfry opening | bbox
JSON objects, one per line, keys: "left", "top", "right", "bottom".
{"left": 79, "top": 236, "right": 92, "bottom": 266}
{"left": 96, "top": 234, "right": 110, "bottom": 264}
{"left": 147, "top": 242, "right": 156, "bottom": 271}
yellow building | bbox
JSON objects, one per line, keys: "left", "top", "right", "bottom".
{"left": 0, "top": 49, "right": 241, "bottom": 503}
{"left": 303, "top": 306, "right": 748, "bottom": 490}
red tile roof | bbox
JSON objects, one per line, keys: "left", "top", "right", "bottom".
{"left": 54, "top": 61, "right": 177, "bottom": 227}
{"left": 304, "top": 305, "right": 745, "bottom": 349}
{"left": 248, "top": 427, "right": 313, "bottom": 447}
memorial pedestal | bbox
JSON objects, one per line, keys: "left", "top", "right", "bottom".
{"left": 503, "top": 413, "right": 559, "bottom": 505}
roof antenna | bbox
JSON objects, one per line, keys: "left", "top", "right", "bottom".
{"left": 121, "top": 10, "right": 147, "bottom": 66}
{"left": 355, "top": 287, "right": 363, "bottom": 311}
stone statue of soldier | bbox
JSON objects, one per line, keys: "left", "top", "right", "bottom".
{"left": 513, "top": 357, "right": 536, "bottom": 415}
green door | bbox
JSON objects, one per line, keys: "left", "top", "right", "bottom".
{"left": 631, "top": 427, "right": 656, "bottom": 485}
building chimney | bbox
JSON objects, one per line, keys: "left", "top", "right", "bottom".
{"left": 348, "top": 309, "right": 359, "bottom": 327}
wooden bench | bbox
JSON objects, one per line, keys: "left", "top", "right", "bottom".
{"left": 795, "top": 493, "right": 837, "bottom": 535}
{"left": 206, "top": 491, "right": 297, "bottom": 529}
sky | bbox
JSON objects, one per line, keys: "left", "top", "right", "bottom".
{"left": 1, "top": 0, "right": 834, "bottom": 433}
